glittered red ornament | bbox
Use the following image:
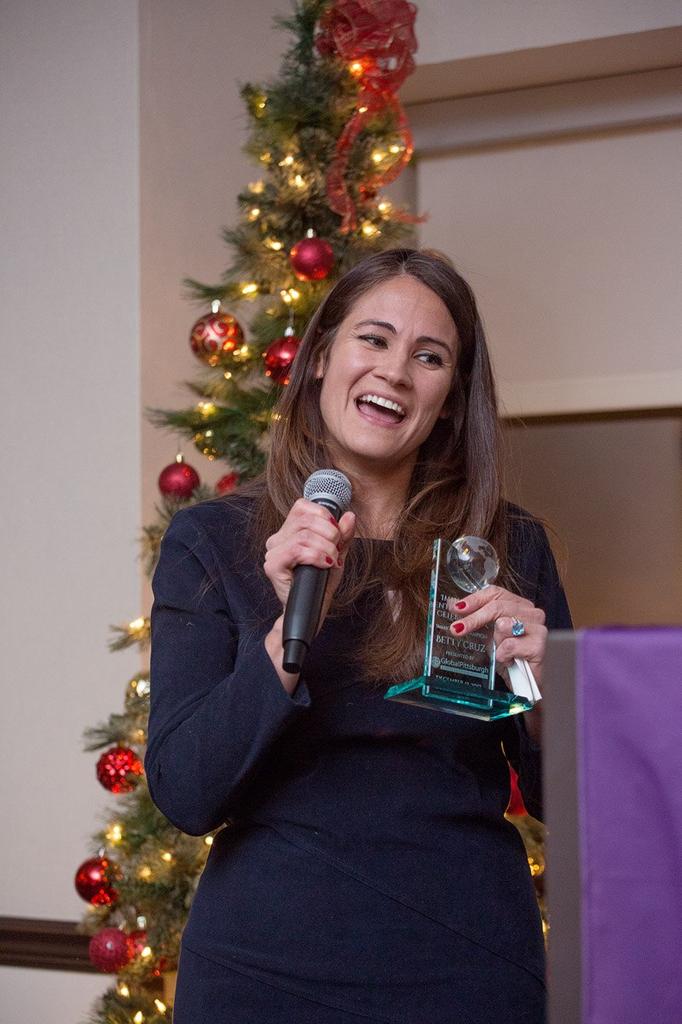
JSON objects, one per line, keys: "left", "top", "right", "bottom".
{"left": 96, "top": 746, "right": 144, "bottom": 794}
{"left": 190, "top": 308, "right": 244, "bottom": 366}
{"left": 158, "top": 455, "right": 200, "bottom": 499}
{"left": 75, "top": 856, "right": 118, "bottom": 905}
{"left": 126, "top": 928, "right": 148, "bottom": 960}
{"left": 263, "top": 332, "right": 301, "bottom": 385}
{"left": 89, "top": 927, "right": 131, "bottom": 973}
{"left": 289, "top": 236, "right": 335, "bottom": 281}
{"left": 215, "top": 472, "right": 239, "bottom": 495}
{"left": 74, "top": 856, "right": 118, "bottom": 906}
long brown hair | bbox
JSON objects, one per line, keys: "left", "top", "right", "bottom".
{"left": 245, "top": 247, "right": 508, "bottom": 681}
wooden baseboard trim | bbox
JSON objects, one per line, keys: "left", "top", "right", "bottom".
{"left": 0, "top": 916, "right": 95, "bottom": 973}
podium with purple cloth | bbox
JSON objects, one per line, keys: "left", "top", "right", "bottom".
{"left": 545, "top": 628, "right": 682, "bottom": 1024}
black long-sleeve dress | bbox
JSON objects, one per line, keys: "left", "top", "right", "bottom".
{"left": 145, "top": 497, "right": 571, "bottom": 1023}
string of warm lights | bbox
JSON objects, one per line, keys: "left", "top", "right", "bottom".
{"left": 106, "top": 823, "right": 124, "bottom": 845}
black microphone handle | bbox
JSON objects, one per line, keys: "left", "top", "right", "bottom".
{"left": 281, "top": 495, "right": 343, "bottom": 674}
{"left": 282, "top": 564, "right": 329, "bottom": 673}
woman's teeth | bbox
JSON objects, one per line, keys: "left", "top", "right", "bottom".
{"left": 356, "top": 394, "right": 406, "bottom": 421}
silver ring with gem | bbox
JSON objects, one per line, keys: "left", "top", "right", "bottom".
{"left": 511, "top": 618, "right": 526, "bottom": 637}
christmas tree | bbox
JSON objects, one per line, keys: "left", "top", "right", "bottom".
{"left": 148, "top": 0, "right": 420, "bottom": 479}
{"left": 76, "top": 3, "right": 421, "bottom": 1021}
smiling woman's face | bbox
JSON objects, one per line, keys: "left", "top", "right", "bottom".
{"left": 316, "top": 274, "right": 458, "bottom": 478}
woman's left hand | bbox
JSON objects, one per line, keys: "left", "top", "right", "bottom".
{"left": 447, "top": 587, "right": 547, "bottom": 689}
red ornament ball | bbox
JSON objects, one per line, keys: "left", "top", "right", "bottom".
{"left": 96, "top": 746, "right": 144, "bottom": 794}
{"left": 158, "top": 457, "right": 200, "bottom": 499}
{"left": 88, "top": 927, "right": 131, "bottom": 973}
{"left": 126, "top": 928, "right": 148, "bottom": 960}
{"left": 74, "top": 856, "right": 118, "bottom": 906}
{"left": 289, "top": 236, "right": 335, "bottom": 281}
{"left": 215, "top": 471, "right": 239, "bottom": 495}
{"left": 190, "top": 309, "right": 244, "bottom": 366}
{"left": 263, "top": 333, "right": 301, "bottom": 385}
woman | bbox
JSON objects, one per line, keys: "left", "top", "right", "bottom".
{"left": 146, "top": 248, "right": 571, "bottom": 1023}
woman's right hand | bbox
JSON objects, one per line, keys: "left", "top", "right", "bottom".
{"left": 264, "top": 498, "right": 356, "bottom": 611}
{"left": 263, "top": 500, "right": 355, "bottom": 691}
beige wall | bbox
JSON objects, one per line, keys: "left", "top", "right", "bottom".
{"left": 1, "top": 0, "right": 140, "bottom": 1017}
{"left": 504, "top": 416, "right": 682, "bottom": 627}
{"left": 0, "top": 0, "right": 140, "bottom": 916}
{"left": 416, "top": 123, "right": 682, "bottom": 416}
{"left": 140, "top": 0, "right": 286, "bottom": 528}
{"left": 413, "top": 0, "right": 682, "bottom": 64}
{"left": 409, "top": 16, "right": 682, "bottom": 418}
{"left": 412, "top": 45, "right": 681, "bottom": 628}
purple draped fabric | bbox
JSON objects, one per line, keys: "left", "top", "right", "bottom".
{"left": 578, "top": 627, "right": 682, "bottom": 1024}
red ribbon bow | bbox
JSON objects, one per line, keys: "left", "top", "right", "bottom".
{"left": 317, "top": 0, "right": 418, "bottom": 232}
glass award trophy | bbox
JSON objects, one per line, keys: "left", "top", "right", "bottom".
{"left": 384, "top": 536, "right": 538, "bottom": 721}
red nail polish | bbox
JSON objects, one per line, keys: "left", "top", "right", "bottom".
{"left": 337, "top": 558, "right": 343, "bottom": 568}
{"left": 455, "top": 601, "right": 467, "bottom": 610}
{"left": 325, "top": 556, "right": 334, "bottom": 565}
{"left": 454, "top": 622, "right": 465, "bottom": 634}
{"left": 329, "top": 515, "right": 338, "bottom": 526}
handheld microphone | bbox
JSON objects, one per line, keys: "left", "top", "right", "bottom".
{"left": 282, "top": 469, "right": 352, "bottom": 674}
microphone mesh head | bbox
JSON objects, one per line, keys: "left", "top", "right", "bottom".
{"left": 304, "top": 469, "right": 352, "bottom": 513}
